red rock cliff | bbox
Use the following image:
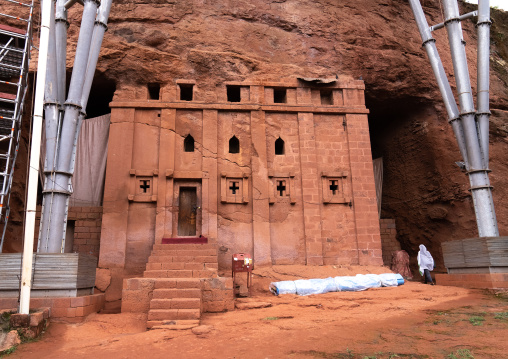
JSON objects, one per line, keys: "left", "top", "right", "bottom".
{"left": 5, "top": 0, "right": 508, "bottom": 270}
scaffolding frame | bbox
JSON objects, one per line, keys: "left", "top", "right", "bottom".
{"left": 408, "top": 0, "right": 498, "bottom": 238}
{"left": 0, "top": 0, "right": 34, "bottom": 251}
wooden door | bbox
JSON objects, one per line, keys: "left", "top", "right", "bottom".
{"left": 178, "top": 187, "right": 197, "bottom": 236}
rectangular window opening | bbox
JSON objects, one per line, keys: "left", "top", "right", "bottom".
{"left": 65, "top": 220, "right": 75, "bottom": 253}
{"left": 148, "top": 83, "right": 160, "bottom": 100}
{"left": 273, "top": 88, "right": 287, "bottom": 104}
{"left": 179, "top": 84, "right": 194, "bottom": 101}
{"left": 320, "top": 89, "right": 333, "bottom": 105}
{"left": 227, "top": 85, "right": 241, "bottom": 102}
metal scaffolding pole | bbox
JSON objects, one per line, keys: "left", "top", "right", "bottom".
{"left": 441, "top": 0, "right": 498, "bottom": 237}
{"left": 39, "top": 0, "right": 61, "bottom": 253}
{"left": 55, "top": 0, "right": 68, "bottom": 104}
{"left": 476, "top": 0, "right": 491, "bottom": 169}
{"left": 39, "top": 0, "right": 100, "bottom": 253}
{"left": 407, "top": 0, "right": 469, "bottom": 166}
{"left": 0, "top": 0, "right": 34, "bottom": 251}
{"left": 66, "top": 0, "right": 112, "bottom": 223}
{"left": 38, "top": 0, "right": 113, "bottom": 254}
{"left": 408, "top": 0, "right": 498, "bottom": 238}
{"left": 19, "top": 0, "right": 51, "bottom": 315}
{"left": 82, "top": 0, "right": 112, "bottom": 110}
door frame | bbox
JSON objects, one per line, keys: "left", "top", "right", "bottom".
{"left": 172, "top": 180, "right": 202, "bottom": 237}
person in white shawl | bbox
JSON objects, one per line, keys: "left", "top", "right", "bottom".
{"left": 417, "top": 244, "right": 435, "bottom": 285}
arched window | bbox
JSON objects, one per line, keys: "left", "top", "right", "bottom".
{"left": 184, "top": 134, "right": 194, "bottom": 152}
{"left": 229, "top": 136, "right": 240, "bottom": 154}
{"left": 275, "top": 137, "right": 285, "bottom": 155}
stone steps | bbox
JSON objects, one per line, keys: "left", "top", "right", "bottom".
{"left": 152, "top": 288, "right": 201, "bottom": 299}
{"left": 147, "top": 319, "right": 200, "bottom": 330}
{"left": 148, "top": 255, "right": 217, "bottom": 264}
{"left": 143, "top": 269, "right": 217, "bottom": 278}
{"left": 154, "top": 278, "right": 202, "bottom": 289}
{"left": 150, "top": 298, "right": 201, "bottom": 310}
{"left": 152, "top": 243, "right": 217, "bottom": 251}
{"left": 148, "top": 308, "right": 200, "bottom": 321}
{"left": 150, "top": 249, "right": 218, "bottom": 256}
{"left": 145, "top": 262, "right": 217, "bottom": 271}
{"left": 144, "top": 243, "right": 220, "bottom": 329}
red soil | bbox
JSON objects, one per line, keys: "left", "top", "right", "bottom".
{"left": 9, "top": 265, "right": 508, "bottom": 359}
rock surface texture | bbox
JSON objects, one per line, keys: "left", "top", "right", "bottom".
{"left": 3, "top": 0, "right": 507, "bottom": 272}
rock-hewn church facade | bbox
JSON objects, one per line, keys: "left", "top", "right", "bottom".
{"left": 98, "top": 77, "right": 383, "bottom": 298}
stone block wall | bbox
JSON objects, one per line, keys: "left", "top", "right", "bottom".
{"left": 101, "top": 78, "right": 383, "bottom": 284}
{"left": 436, "top": 273, "right": 508, "bottom": 290}
{"left": 338, "top": 112, "right": 383, "bottom": 266}
{"left": 68, "top": 207, "right": 103, "bottom": 257}
{"left": 380, "top": 218, "right": 400, "bottom": 266}
{"left": 35, "top": 206, "right": 103, "bottom": 258}
{"left": 201, "top": 277, "right": 235, "bottom": 313}
{"left": 121, "top": 278, "right": 155, "bottom": 313}
{"left": 121, "top": 277, "right": 234, "bottom": 314}
{"left": 0, "top": 294, "right": 105, "bottom": 323}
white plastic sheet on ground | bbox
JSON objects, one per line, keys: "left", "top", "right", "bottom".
{"left": 378, "top": 273, "right": 400, "bottom": 287}
{"left": 269, "top": 280, "right": 297, "bottom": 295}
{"left": 294, "top": 277, "right": 337, "bottom": 296}
{"left": 270, "top": 273, "right": 403, "bottom": 296}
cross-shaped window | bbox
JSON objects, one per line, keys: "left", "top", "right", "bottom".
{"left": 140, "top": 180, "right": 150, "bottom": 193}
{"left": 229, "top": 181, "right": 239, "bottom": 194}
{"left": 329, "top": 180, "right": 338, "bottom": 195}
{"left": 277, "top": 180, "right": 286, "bottom": 196}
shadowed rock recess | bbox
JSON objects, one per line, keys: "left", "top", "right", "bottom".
{"left": 4, "top": 0, "right": 508, "bottom": 272}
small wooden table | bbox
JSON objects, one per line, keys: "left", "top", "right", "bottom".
{"left": 232, "top": 253, "right": 253, "bottom": 288}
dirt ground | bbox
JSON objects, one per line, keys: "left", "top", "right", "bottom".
{"left": 6, "top": 265, "right": 508, "bottom": 359}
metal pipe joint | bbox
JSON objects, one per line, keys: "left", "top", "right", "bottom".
{"left": 42, "top": 188, "right": 72, "bottom": 195}
{"left": 94, "top": 20, "right": 108, "bottom": 30}
{"left": 421, "top": 38, "right": 436, "bottom": 47}
{"left": 470, "top": 185, "right": 493, "bottom": 191}
{"left": 64, "top": 101, "right": 82, "bottom": 110}
{"left": 476, "top": 19, "right": 492, "bottom": 26}
{"left": 55, "top": 18, "right": 70, "bottom": 28}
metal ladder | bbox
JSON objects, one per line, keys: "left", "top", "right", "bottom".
{"left": 0, "top": 0, "right": 34, "bottom": 251}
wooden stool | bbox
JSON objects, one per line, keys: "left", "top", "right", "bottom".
{"left": 232, "top": 253, "right": 253, "bottom": 288}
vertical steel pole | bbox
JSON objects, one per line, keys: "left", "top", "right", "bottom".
{"left": 61, "top": 0, "right": 112, "bottom": 251}
{"left": 20, "top": 0, "right": 52, "bottom": 315}
{"left": 39, "top": 0, "right": 61, "bottom": 251}
{"left": 39, "top": 0, "right": 100, "bottom": 253}
{"left": 55, "top": 0, "right": 68, "bottom": 104}
{"left": 81, "top": 0, "right": 112, "bottom": 110}
{"left": 43, "top": 0, "right": 59, "bottom": 172}
{"left": 409, "top": 0, "right": 498, "bottom": 237}
{"left": 408, "top": 0, "right": 468, "bottom": 165}
{"left": 441, "top": 0, "right": 498, "bottom": 237}
{"left": 476, "top": 0, "right": 491, "bottom": 169}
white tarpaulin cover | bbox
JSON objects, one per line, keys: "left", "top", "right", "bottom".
{"left": 269, "top": 273, "right": 404, "bottom": 296}
{"left": 69, "top": 114, "right": 110, "bottom": 206}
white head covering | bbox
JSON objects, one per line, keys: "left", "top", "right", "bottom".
{"left": 417, "top": 244, "right": 434, "bottom": 275}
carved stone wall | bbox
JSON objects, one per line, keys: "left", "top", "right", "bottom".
{"left": 98, "top": 78, "right": 383, "bottom": 300}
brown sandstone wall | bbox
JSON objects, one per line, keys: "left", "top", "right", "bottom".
{"left": 266, "top": 112, "right": 306, "bottom": 265}
{"left": 95, "top": 0, "right": 507, "bottom": 272}
{"left": 34, "top": 207, "right": 103, "bottom": 257}
{"left": 380, "top": 219, "right": 400, "bottom": 266}
{"left": 69, "top": 207, "right": 103, "bottom": 257}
